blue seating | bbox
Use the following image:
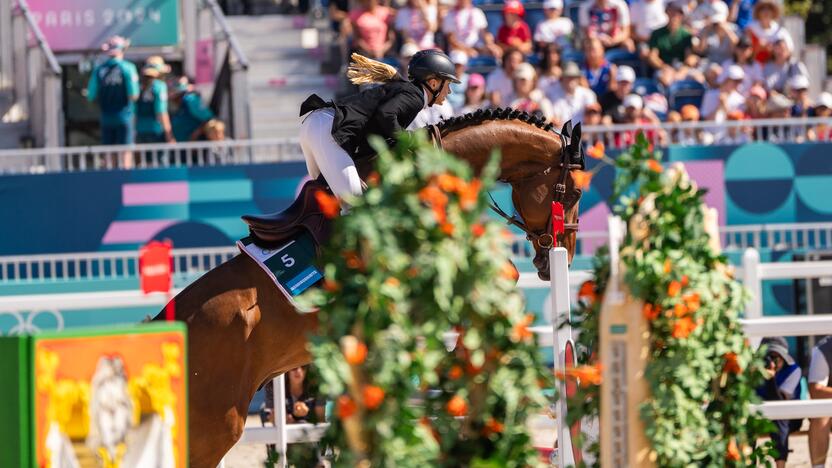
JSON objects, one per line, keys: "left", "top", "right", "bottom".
{"left": 561, "top": 49, "right": 584, "bottom": 65}
{"left": 633, "top": 77, "right": 660, "bottom": 96}
{"left": 668, "top": 79, "right": 706, "bottom": 111}
{"left": 485, "top": 10, "right": 503, "bottom": 37}
{"left": 381, "top": 56, "right": 401, "bottom": 70}
{"left": 467, "top": 56, "right": 499, "bottom": 68}
{"left": 526, "top": 54, "right": 541, "bottom": 66}
{"left": 605, "top": 47, "right": 646, "bottom": 77}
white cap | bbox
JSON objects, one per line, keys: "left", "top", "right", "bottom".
{"left": 708, "top": 1, "right": 729, "bottom": 22}
{"left": 788, "top": 74, "right": 810, "bottom": 90}
{"left": 513, "top": 62, "right": 536, "bottom": 81}
{"left": 449, "top": 50, "right": 469, "bottom": 66}
{"left": 543, "top": 0, "right": 563, "bottom": 9}
{"left": 817, "top": 92, "right": 832, "bottom": 109}
{"left": 616, "top": 65, "right": 636, "bottom": 83}
{"left": 722, "top": 64, "right": 745, "bottom": 83}
{"left": 622, "top": 94, "right": 643, "bottom": 110}
{"left": 400, "top": 42, "right": 420, "bottom": 59}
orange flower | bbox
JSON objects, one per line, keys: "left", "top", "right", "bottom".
{"left": 363, "top": 385, "right": 385, "bottom": 410}
{"left": 406, "top": 267, "right": 420, "bottom": 278}
{"left": 337, "top": 395, "right": 357, "bottom": 419}
{"left": 643, "top": 303, "right": 660, "bottom": 321}
{"left": 681, "top": 275, "right": 689, "bottom": 287}
{"left": 726, "top": 438, "right": 741, "bottom": 461}
{"left": 366, "top": 171, "right": 381, "bottom": 186}
{"left": 647, "top": 159, "right": 663, "bottom": 173}
{"left": 684, "top": 293, "right": 700, "bottom": 312}
{"left": 341, "top": 335, "right": 368, "bottom": 365}
{"left": 578, "top": 280, "right": 597, "bottom": 304}
{"left": 667, "top": 280, "right": 682, "bottom": 297}
{"left": 465, "top": 361, "right": 482, "bottom": 376}
{"left": 572, "top": 170, "right": 592, "bottom": 190}
{"left": 322, "top": 278, "right": 340, "bottom": 293}
{"left": 459, "top": 179, "right": 481, "bottom": 210}
{"left": 723, "top": 352, "right": 742, "bottom": 374}
{"left": 483, "top": 418, "right": 505, "bottom": 435}
{"left": 663, "top": 259, "right": 672, "bottom": 274}
{"left": 314, "top": 190, "right": 340, "bottom": 219}
{"left": 432, "top": 205, "right": 447, "bottom": 224}
{"left": 440, "top": 222, "right": 455, "bottom": 235}
{"left": 343, "top": 250, "right": 364, "bottom": 270}
{"left": 511, "top": 314, "right": 535, "bottom": 343}
{"left": 501, "top": 261, "right": 520, "bottom": 281}
{"left": 448, "top": 365, "right": 463, "bottom": 380}
{"left": 672, "top": 317, "right": 697, "bottom": 339}
{"left": 471, "top": 223, "right": 486, "bottom": 238}
{"left": 586, "top": 141, "right": 605, "bottom": 159}
{"left": 384, "top": 277, "right": 400, "bottom": 288}
{"left": 557, "top": 364, "right": 602, "bottom": 387}
{"left": 673, "top": 302, "right": 689, "bottom": 318}
{"left": 446, "top": 395, "right": 468, "bottom": 417}
{"left": 436, "top": 173, "right": 464, "bottom": 192}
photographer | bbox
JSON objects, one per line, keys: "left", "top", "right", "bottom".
{"left": 756, "top": 336, "right": 802, "bottom": 467}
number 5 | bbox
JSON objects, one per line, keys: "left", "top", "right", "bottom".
{"left": 281, "top": 254, "right": 295, "bottom": 267}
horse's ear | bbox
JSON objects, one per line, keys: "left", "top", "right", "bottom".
{"left": 560, "top": 120, "right": 573, "bottom": 139}
{"left": 570, "top": 123, "right": 585, "bottom": 169}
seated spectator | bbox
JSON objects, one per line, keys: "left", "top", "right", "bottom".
{"left": 599, "top": 65, "right": 635, "bottom": 123}
{"left": 688, "top": 0, "right": 729, "bottom": 33}
{"left": 442, "top": 0, "right": 489, "bottom": 58}
{"left": 458, "top": 73, "right": 490, "bottom": 114}
{"left": 614, "top": 94, "right": 664, "bottom": 147}
{"left": 746, "top": 0, "right": 793, "bottom": 64}
{"left": 547, "top": 61, "right": 598, "bottom": 126}
{"left": 701, "top": 64, "right": 746, "bottom": 121}
{"left": 170, "top": 77, "right": 215, "bottom": 142}
{"left": 583, "top": 102, "right": 603, "bottom": 126}
{"left": 720, "top": 110, "right": 753, "bottom": 144}
{"left": 346, "top": 0, "right": 395, "bottom": 59}
{"left": 534, "top": 0, "right": 574, "bottom": 50}
{"left": 756, "top": 337, "right": 802, "bottom": 468}
{"left": 703, "top": 62, "right": 723, "bottom": 90}
{"left": 486, "top": 48, "right": 525, "bottom": 107}
{"left": 447, "top": 50, "right": 470, "bottom": 111}
{"left": 395, "top": 0, "right": 438, "bottom": 50}
{"left": 645, "top": 2, "right": 698, "bottom": 88}
{"left": 509, "top": 63, "right": 555, "bottom": 121}
{"left": 745, "top": 84, "right": 768, "bottom": 119}
{"left": 721, "top": 37, "right": 764, "bottom": 94}
{"left": 496, "top": 1, "right": 533, "bottom": 56}
{"left": 762, "top": 38, "right": 809, "bottom": 94}
{"left": 582, "top": 37, "right": 618, "bottom": 97}
{"left": 669, "top": 104, "right": 714, "bottom": 145}
{"left": 398, "top": 42, "right": 421, "bottom": 76}
{"left": 691, "top": 5, "right": 739, "bottom": 66}
{"left": 788, "top": 74, "right": 813, "bottom": 117}
{"left": 763, "top": 93, "right": 794, "bottom": 142}
{"left": 808, "top": 93, "right": 832, "bottom": 141}
{"left": 578, "top": 0, "right": 634, "bottom": 51}
{"left": 537, "top": 43, "right": 563, "bottom": 92}
{"left": 629, "top": 0, "right": 667, "bottom": 44}
{"left": 809, "top": 335, "right": 832, "bottom": 468}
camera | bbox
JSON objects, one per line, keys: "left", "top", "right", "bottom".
{"left": 763, "top": 353, "right": 778, "bottom": 369}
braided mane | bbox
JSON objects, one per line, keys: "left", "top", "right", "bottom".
{"left": 437, "top": 107, "right": 562, "bottom": 136}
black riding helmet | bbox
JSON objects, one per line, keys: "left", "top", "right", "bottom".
{"left": 408, "top": 49, "right": 461, "bottom": 105}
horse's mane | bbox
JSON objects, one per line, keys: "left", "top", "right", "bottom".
{"left": 437, "top": 107, "right": 561, "bottom": 137}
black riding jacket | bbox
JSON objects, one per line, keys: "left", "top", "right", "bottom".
{"left": 299, "top": 79, "right": 425, "bottom": 161}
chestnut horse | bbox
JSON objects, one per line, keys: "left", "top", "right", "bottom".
{"left": 154, "top": 109, "right": 584, "bottom": 467}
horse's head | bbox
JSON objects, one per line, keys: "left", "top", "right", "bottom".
{"left": 509, "top": 122, "right": 583, "bottom": 280}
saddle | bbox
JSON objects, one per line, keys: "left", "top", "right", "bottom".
{"left": 241, "top": 179, "right": 333, "bottom": 248}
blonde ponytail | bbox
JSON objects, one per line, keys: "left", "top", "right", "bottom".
{"left": 347, "top": 53, "right": 401, "bottom": 85}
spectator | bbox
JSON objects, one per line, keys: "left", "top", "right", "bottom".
{"left": 395, "top": 0, "right": 438, "bottom": 50}
{"left": 86, "top": 36, "right": 139, "bottom": 166}
{"left": 329, "top": 0, "right": 350, "bottom": 34}
{"left": 399, "top": 42, "right": 421, "bottom": 76}
{"left": 442, "top": 0, "right": 489, "bottom": 57}
{"left": 170, "top": 77, "right": 215, "bottom": 142}
{"left": 746, "top": 0, "right": 793, "bottom": 64}
{"left": 509, "top": 63, "right": 555, "bottom": 120}
{"left": 703, "top": 62, "right": 723, "bottom": 90}
{"left": 808, "top": 92, "right": 832, "bottom": 141}
{"left": 756, "top": 337, "right": 802, "bottom": 468}
{"left": 761, "top": 38, "right": 809, "bottom": 94}
{"left": 670, "top": 104, "right": 714, "bottom": 144}
{"left": 701, "top": 64, "right": 746, "bottom": 121}
{"left": 745, "top": 83, "right": 768, "bottom": 119}
{"left": 262, "top": 367, "right": 325, "bottom": 467}
{"left": 787, "top": 74, "right": 812, "bottom": 117}
{"left": 346, "top": 0, "right": 395, "bottom": 59}
{"left": 583, "top": 102, "right": 603, "bottom": 126}
{"left": 537, "top": 43, "right": 563, "bottom": 92}
{"left": 764, "top": 92, "right": 794, "bottom": 142}
{"left": 447, "top": 50, "right": 470, "bottom": 111}
{"left": 136, "top": 57, "right": 174, "bottom": 144}
{"left": 582, "top": 37, "right": 617, "bottom": 98}
{"left": 534, "top": 0, "right": 574, "bottom": 50}
{"left": 688, "top": 0, "right": 729, "bottom": 33}
{"left": 496, "top": 1, "right": 533, "bottom": 56}
{"left": 645, "top": 2, "right": 697, "bottom": 88}
{"left": 809, "top": 335, "right": 832, "bottom": 468}
{"left": 721, "top": 37, "right": 763, "bottom": 94}
{"left": 204, "top": 119, "right": 226, "bottom": 141}
{"left": 599, "top": 64, "right": 635, "bottom": 123}
{"left": 691, "top": 5, "right": 739, "bottom": 66}
{"left": 547, "top": 61, "right": 598, "bottom": 126}
{"left": 628, "top": 0, "right": 667, "bottom": 44}
{"left": 458, "top": 73, "right": 490, "bottom": 114}
{"left": 486, "top": 48, "right": 524, "bottom": 107}
{"left": 615, "top": 94, "right": 663, "bottom": 146}
{"left": 578, "top": 0, "right": 634, "bottom": 51}
{"left": 729, "top": 0, "right": 757, "bottom": 31}
{"left": 720, "top": 110, "right": 752, "bottom": 144}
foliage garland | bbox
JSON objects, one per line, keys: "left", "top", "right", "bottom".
{"left": 298, "top": 133, "right": 552, "bottom": 467}
{"left": 567, "top": 136, "right": 774, "bottom": 466}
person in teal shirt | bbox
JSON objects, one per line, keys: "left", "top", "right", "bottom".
{"left": 87, "top": 36, "right": 140, "bottom": 146}
{"left": 170, "top": 77, "right": 215, "bottom": 142}
{"left": 136, "top": 57, "right": 175, "bottom": 143}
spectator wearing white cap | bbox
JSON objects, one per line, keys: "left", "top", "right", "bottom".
{"left": 447, "top": 50, "right": 470, "bottom": 111}
{"left": 442, "top": 0, "right": 489, "bottom": 57}
{"left": 691, "top": 3, "right": 739, "bottom": 65}
{"left": 399, "top": 42, "right": 421, "bottom": 76}
{"left": 787, "top": 74, "right": 813, "bottom": 117}
{"left": 700, "top": 64, "right": 746, "bottom": 121}
{"left": 761, "top": 38, "right": 809, "bottom": 94}
{"left": 486, "top": 48, "right": 524, "bottom": 107}
{"left": 547, "top": 61, "right": 598, "bottom": 126}
{"left": 688, "top": 0, "right": 729, "bottom": 33}
{"left": 534, "top": 0, "right": 574, "bottom": 50}
{"left": 808, "top": 92, "right": 832, "bottom": 142}
{"left": 615, "top": 93, "right": 664, "bottom": 147}
{"left": 720, "top": 36, "right": 764, "bottom": 95}
{"left": 628, "top": 0, "right": 667, "bottom": 44}
{"left": 763, "top": 92, "right": 796, "bottom": 142}
{"left": 509, "top": 63, "right": 555, "bottom": 121}
{"left": 599, "top": 65, "right": 635, "bottom": 123}
{"left": 395, "top": 0, "right": 438, "bottom": 50}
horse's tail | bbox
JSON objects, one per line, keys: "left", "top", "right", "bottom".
{"left": 347, "top": 53, "right": 402, "bottom": 85}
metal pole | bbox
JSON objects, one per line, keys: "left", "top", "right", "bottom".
{"left": 549, "top": 246, "right": 573, "bottom": 467}
{"left": 273, "top": 374, "right": 288, "bottom": 468}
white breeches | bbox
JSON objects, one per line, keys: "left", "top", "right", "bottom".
{"left": 299, "top": 109, "right": 364, "bottom": 200}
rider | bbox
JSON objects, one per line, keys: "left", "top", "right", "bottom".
{"left": 298, "top": 50, "right": 460, "bottom": 200}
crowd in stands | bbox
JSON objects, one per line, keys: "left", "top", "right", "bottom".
{"left": 331, "top": 0, "right": 832, "bottom": 143}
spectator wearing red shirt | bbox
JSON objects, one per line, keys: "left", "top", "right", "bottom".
{"left": 345, "top": 0, "right": 395, "bottom": 59}
{"left": 496, "top": 1, "right": 533, "bottom": 56}
{"left": 578, "top": 0, "right": 634, "bottom": 51}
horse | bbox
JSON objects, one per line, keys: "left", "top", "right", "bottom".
{"left": 153, "top": 108, "right": 584, "bottom": 467}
